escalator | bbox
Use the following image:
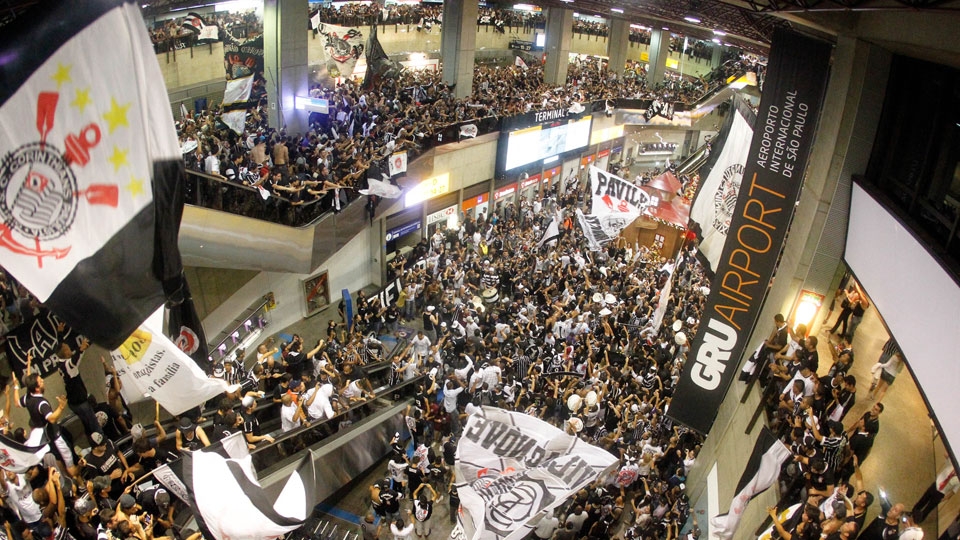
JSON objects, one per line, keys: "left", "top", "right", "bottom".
{"left": 676, "top": 141, "right": 711, "bottom": 177}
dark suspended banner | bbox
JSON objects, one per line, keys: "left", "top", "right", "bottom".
{"left": 666, "top": 29, "right": 832, "bottom": 434}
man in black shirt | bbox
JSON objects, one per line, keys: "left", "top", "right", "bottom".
{"left": 17, "top": 373, "right": 75, "bottom": 474}
{"left": 241, "top": 395, "right": 274, "bottom": 447}
{"left": 137, "top": 485, "right": 174, "bottom": 531}
{"left": 55, "top": 338, "right": 99, "bottom": 440}
{"left": 81, "top": 431, "right": 130, "bottom": 498}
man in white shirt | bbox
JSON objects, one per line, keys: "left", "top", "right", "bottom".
{"left": 280, "top": 394, "right": 305, "bottom": 432}
{"left": 533, "top": 511, "right": 560, "bottom": 540}
{"left": 410, "top": 330, "right": 432, "bottom": 360}
{"left": 303, "top": 382, "right": 336, "bottom": 422}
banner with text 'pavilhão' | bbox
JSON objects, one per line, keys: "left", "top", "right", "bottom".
{"left": 667, "top": 29, "right": 832, "bottom": 434}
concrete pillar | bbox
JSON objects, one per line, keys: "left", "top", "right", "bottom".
{"left": 646, "top": 28, "right": 670, "bottom": 86}
{"left": 711, "top": 44, "right": 722, "bottom": 68}
{"left": 543, "top": 7, "right": 574, "bottom": 86}
{"left": 264, "top": 0, "right": 309, "bottom": 134}
{"left": 607, "top": 18, "right": 630, "bottom": 76}
{"left": 440, "top": 0, "right": 478, "bottom": 99}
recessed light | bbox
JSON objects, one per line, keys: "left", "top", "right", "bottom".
{"left": 611, "top": 7, "right": 624, "bottom": 13}
{"left": 712, "top": 29, "right": 726, "bottom": 36}
{"left": 684, "top": 16, "right": 701, "bottom": 23}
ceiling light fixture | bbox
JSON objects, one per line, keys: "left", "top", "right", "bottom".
{"left": 683, "top": 16, "right": 701, "bottom": 23}
{"left": 611, "top": 8, "right": 624, "bottom": 13}
{"left": 712, "top": 29, "right": 726, "bottom": 36}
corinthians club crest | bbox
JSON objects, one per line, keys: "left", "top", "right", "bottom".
{"left": 712, "top": 163, "right": 744, "bottom": 236}
{"left": 0, "top": 91, "right": 118, "bottom": 268}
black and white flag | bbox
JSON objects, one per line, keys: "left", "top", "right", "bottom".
{"left": 536, "top": 216, "right": 560, "bottom": 249}
{"left": 0, "top": 0, "right": 190, "bottom": 350}
{"left": 454, "top": 408, "right": 617, "bottom": 540}
{"left": 163, "top": 432, "right": 317, "bottom": 540}
{"left": 0, "top": 433, "right": 49, "bottom": 473}
{"left": 689, "top": 96, "right": 756, "bottom": 273}
{"left": 710, "top": 427, "right": 791, "bottom": 539}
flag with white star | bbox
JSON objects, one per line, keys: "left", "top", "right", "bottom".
{"left": 0, "top": 0, "right": 187, "bottom": 349}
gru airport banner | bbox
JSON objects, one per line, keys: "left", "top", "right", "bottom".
{"left": 667, "top": 29, "right": 832, "bottom": 434}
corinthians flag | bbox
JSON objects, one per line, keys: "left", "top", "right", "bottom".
{"left": 0, "top": 1, "right": 189, "bottom": 349}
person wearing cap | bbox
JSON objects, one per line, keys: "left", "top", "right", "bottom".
{"left": 137, "top": 485, "right": 174, "bottom": 532}
{"left": 241, "top": 395, "right": 274, "bottom": 447}
{"left": 68, "top": 496, "right": 99, "bottom": 540}
{"left": 175, "top": 417, "right": 210, "bottom": 452}
{"left": 80, "top": 431, "right": 130, "bottom": 498}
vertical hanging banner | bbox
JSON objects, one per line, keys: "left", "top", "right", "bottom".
{"left": 689, "top": 96, "right": 756, "bottom": 274}
{"left": 667, "top": 29, "right": 832, "bottom": 434}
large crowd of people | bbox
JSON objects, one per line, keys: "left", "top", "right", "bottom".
{"left": 179, "top": 49, "right": 749, "bottom": 226}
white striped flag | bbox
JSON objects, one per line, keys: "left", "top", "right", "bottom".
{"left": 172, "top": 432, "right": 317, "bottom": 540}
{"left": 710, "top": 427, "right": 792, "bottom": 540}
{"left": 0, "top": 0, "right": 190, "bottom": 350}
{"left": 536, "top": 216, "right": 560, "bottom": 249}
{"left": 515, "top": 55, "right": 528, "bottom": 70}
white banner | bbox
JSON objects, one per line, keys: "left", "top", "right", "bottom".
{"left": 317, "top": 24, "right": 364, "bottom": 79}
{"left": 689, "top": 110, "right": 753, "bottom": 272}
{"left": 459, "top": 124, "right": 478, "bottom": 139}
{"left": 455, "top": 408, "right": 618, "bottom": 540}
{"left": 575, "top": 209, "right": 634, "bottom": 251}
{"left": 589, "top": 166, "right": 650, "bottom": 216}
{"left": 359, "top": 177, "right": 401, "bottom": 199}
{"left": 388, "top": 151, "right": 407, "bottom": 176}
{"left": 110, "top": 315, "right": 228, "bottom": 416}
{"left": 222, "top": 76, "right": 254, "bottom": 135}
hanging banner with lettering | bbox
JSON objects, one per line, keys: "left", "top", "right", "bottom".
{"left": 455, "top": 407, "right": 618, "bottom": 540}
{"left": 372, "top": 277, "right": 404, "bottom": 307}
{"left": 667, "top": 29, "right": 832, "bottom": 434}
{"left": 689, "top": 95, "right": 756, "bottom": 274}
{"left": 110, "top": 312, "right": 229, "bottom": 416}
{"left": 4, "top": 308, "right": 79, "bottom": 377}
{"left": 589, "top": 166, "right": 651, "bottom": 217}
{"left": 575, "top": 209, "right": 635, "bottom": 251}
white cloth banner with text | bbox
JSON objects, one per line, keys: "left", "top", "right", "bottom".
{"left": 455, "top": 407, "right": 618, "bottom": 540}
{"left": 110, "top": 315, "right": 228, "bottom": 415}
{"left": 589, "top": 166, "right": 650, "bottom": 217}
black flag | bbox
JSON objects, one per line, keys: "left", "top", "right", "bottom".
{"left": 362, "top": 24, "right": 403, "bottom": 91}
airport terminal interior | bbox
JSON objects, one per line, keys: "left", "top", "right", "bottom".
{"left": 0, "top": 1, "right": 959, "bottom": 540}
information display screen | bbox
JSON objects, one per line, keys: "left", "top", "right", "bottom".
{"left": 503, "top": 116, "right": 592, "bottom": 171}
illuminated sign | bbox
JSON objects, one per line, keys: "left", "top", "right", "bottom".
{"left": 426, "top": 205, "right": 458, "bottom": 225}
{"left": 294, "top": 96, "right": 329, "bottom": 114}
{"left": 589, "top": 125, "right": 624, "bottom": 146}
{"left": 404, "top": 173, "right": 450, "bottom": 208}
{"left": 521, "top": 174, "right": 541, "bottom": 189}
{"left": 385, "top": 220, "right": 421, "bottom": 241}
{"left": 494, "top": 183, "right": 518, "bottom": 201}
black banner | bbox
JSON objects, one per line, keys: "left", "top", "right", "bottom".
{"left": 373, "top": 277, "right": 404, "bottom": 307}
{"left": 666, "top": 30, "right": 832, "bottom": 434}
{"left": 4, "top": 308, "right": 79, "bottom": 377}
{"left": 223, "top": 35, "right": 264, "bottom": 80}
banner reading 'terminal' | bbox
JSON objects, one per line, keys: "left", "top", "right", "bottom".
{"left": 667, "top": 29, "right": 832, "bottom": 434}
